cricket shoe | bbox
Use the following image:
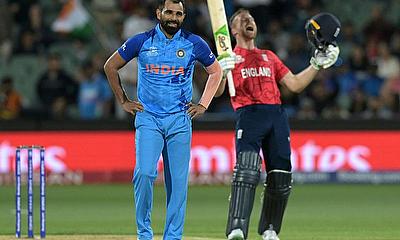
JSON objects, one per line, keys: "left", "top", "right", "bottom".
{"left": 227, "top": 228, "right": 244, "bottom": 240}
{"left": 262, "top": 230, "right": 280, "bottom": 240}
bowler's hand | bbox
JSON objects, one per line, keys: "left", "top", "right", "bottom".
{"left": 122, "top": 100, "right": 144, "bottom": 115}
{"left": 187, "top": 102, "right": 206, "bottom": 119}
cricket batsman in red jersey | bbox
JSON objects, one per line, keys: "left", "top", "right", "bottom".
{"left": 215, "top": 9, "right": 341, "bottom": 240}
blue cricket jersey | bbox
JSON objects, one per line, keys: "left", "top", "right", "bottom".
{"left": 118, "top": 24, "right": 216, "bottom": 115}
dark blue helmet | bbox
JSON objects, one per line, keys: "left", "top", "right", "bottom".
{"left": 305, "top": 12, "right": 341, "bottom": 51}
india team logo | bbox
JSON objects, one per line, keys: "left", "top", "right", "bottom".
{"left": 177, "top": 49, "right": 185, "bottom": 58}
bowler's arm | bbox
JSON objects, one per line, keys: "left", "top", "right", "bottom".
{"left": 198, "top": 60, "right": 223, "bottom": 108}
{"left": 214, "top": 74, "right": 227, "bottom": 97}
{"left": 104, "top": 52, "right": 129, "bottom": 104}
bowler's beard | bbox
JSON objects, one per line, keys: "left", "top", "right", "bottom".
{"left": 160, "top": 19, "right": 182, "bottom": 36}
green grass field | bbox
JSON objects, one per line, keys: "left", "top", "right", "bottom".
{"left": 1, "top": 184, "right": 400, "bottom": 239}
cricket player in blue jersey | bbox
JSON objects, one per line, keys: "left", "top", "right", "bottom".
{"left": 104, "top": 0, "right": 222, "bottom": 239}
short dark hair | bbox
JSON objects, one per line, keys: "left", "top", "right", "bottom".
{"left": 158, "top": 0, "right": 185, "bottom": 11}
{"left": 229, "top": 8, "right": 250, "bottom": 27}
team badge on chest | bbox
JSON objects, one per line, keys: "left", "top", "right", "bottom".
{"left": 262, "top": 54, "right": 269, "bottom": 62}
{"left": 176, "top": 49, "right": 185, "bottom": 58}
{"left": 235, "top": 54, "right": 245, "bottom": 63}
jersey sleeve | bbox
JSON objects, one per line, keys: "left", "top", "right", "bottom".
{"left": 117, "top": 33, "right": 148, "bottom": 62}
{"left": 269, "top": 51, "right": 290, "bottom": 82}
{"left": 193, "top": 37, "right": 216, "bottom": 67}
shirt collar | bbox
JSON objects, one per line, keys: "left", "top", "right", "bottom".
{"left": 234, "top": 45, "right": 259, "bottom": 52}
{"left": 155, "top": 23, "right": 182, "bottom": 41}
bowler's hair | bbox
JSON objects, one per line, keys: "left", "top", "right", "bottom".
{"left": 158, "top": 0, "right": 185, "bottom": 11}
{"left": 229, "top": 8, "right": 250, "bottom": 27}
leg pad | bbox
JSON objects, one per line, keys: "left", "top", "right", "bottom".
{"left": 226, "top": 151, "right": 261, "bottom": 239}
{"left": 258, "top": 170, "right": 292, "bottom": 235}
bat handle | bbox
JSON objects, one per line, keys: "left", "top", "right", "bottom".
{"left": 226, "top": 71, "right": 235, "bottom": 97}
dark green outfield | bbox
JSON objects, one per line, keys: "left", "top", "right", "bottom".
{"left": 1, "top": 184, "right": 400, "bottom": 239}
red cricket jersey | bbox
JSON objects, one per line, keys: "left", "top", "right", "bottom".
{"left": 230, "top": 46, "right": 290, "bottom": 110}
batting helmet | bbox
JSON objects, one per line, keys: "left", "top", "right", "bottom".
{"left": 305, "top": 12, "right": 341, "bottom": 51}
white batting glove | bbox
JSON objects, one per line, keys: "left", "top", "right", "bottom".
{"left": 310, "top": 44, "right": 340, "bottom": 70}
{"left": 217, "top": 53, "right": 235, "bottom": 76}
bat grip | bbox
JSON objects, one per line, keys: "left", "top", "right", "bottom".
{"left": 227, "top": 71, "right": 235, "bottom": 97}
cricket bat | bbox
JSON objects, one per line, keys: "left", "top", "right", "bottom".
{"left": 207, "top": 0, "right": 236, "bottom": 96}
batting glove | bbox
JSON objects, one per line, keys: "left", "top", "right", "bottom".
{"left": 310, "top": 44, "right": 340, "bottom": 70}
{"left": 217, "top": 53, "right": 235, "bottom": 76}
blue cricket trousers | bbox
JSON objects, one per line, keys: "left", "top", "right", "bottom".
{"left": 133, "top": 110, "right": 192, "bottom": 240}
{"left": 235, "top": 104, "right": 292, "bottom": 172}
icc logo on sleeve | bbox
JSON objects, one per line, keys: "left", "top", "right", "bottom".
{"left": 177, "top": 49, "right": 185, "bottom": 58}
{"left": 147, "top": 46, "right": 159, "bottom": 56}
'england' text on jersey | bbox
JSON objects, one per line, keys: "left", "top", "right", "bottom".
{"left": 240, "top": 67, "right": 271, "bottom": 79}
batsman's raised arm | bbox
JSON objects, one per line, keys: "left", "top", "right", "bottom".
{"left": 279, "top": 65, "right": 318, "bottom": 94}
{"left": 280, "top": 44, "right": 340, "bottom": 93}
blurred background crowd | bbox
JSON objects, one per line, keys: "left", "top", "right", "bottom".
{"left": 1, "top": 0, "right": 400, "bottom": 121}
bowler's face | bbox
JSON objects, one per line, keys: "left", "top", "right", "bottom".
{"left": 157, "top": 0, "right": 185, "bottom": 36}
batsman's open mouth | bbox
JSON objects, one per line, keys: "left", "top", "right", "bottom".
{"left": 246, "top": 26, "right": 254, "bottom": 32}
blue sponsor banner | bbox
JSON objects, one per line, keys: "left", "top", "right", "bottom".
{"left": 292, "top": 172, "right": 400, "bottom": 184}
